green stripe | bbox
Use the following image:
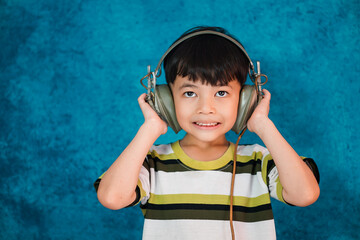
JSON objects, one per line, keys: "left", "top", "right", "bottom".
{"left": 137, "top": 179, "right": 147, "bottom": 202}
{"left": 148, "top": 193, "right": 271, "bottom": 207}
{"left": 171, "top": 141, "right": 235, "bottom": 170}
{"left": 261, "top": 154, "right": 273, "bottom": 185}
{"left": 276, "top": 178, "right": 285, "bottom": 203}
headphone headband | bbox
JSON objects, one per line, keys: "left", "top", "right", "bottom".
{"left": 154, "top": 30, "right": 255, "bottom": 80}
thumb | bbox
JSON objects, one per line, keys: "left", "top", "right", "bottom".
{"left": 138, "top": 93, "right": 150, "bottom": 112}
{"left": 261, "top": 89, "right": 271, "bottom": 102}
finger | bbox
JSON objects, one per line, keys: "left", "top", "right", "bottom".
{"left": 138, "top": 93, "right": 151, "bottom": 113}
{"left": 138, "top": 93, "right": 147, "bottom": 104}
{"left": 261, "top": 89, "right": 271, "bottom": 101}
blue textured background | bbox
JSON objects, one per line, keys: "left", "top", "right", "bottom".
{"left": 1, "top": 0, "right": 359, "bottom": 239}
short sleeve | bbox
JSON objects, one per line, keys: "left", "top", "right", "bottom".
{"left": 137, "top": 154, "right": 151, "bottom": 205}
{"left": 93, "top": 152, "right": 152, "bottom": 208}
{"left": 259, "top": 147, "right": 320, "bottom": 204}
{"left": 259, "top": 149, "right": 287, "bottom": 203}
{"left": 121, "top": 152, "right": 152, "bottom": 207}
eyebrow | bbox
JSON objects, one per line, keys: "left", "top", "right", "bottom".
{"left": 216, "top": 83, "right": 233, "bottom": 88}
{"left": 178, "top": 82, "right": 234, "bottom": 90}
{"left": 178, "top": 83, "right": 199, "bottom": 90}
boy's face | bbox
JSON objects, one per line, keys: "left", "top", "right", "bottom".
{"left": 170, "top": 75, "right": 241, "bottom": 144}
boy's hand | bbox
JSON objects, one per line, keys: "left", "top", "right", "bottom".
{"left": 138, "top": 93, "right": 168, "bottom": 136}
{"left": 247, "top": 89, "right": 271, "bottom": 134}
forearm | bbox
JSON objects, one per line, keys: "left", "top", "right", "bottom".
{"left": 97, "top": 123, "right": 160, "bottom": 210}
{"left": 257, "top": 119, "right": 320, "bottom": 206}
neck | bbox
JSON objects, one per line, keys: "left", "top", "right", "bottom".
{"left": 181, "top": 134, "right": 228, "bottom": 148}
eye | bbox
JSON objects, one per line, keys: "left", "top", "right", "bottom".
{"left": 184, "top": 91, "right": 197, "bottom": 98}
{"left": 216, "top": 91, "right": 228, "bottom": 97}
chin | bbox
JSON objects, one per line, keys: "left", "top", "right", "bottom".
{"left": 184, "top": 128, "right": 229, "bottom": 143}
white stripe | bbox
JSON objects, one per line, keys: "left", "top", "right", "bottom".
{"left": 151, "top": 170, "right": 268, "bottom": 198}
{"left": 139, "top": 165, "right": 150, "bottom": 204}
{"left": 143, "top": 219, "right": 276, "bottom": 240}
{"left": 237, "top": 144, "right": 269, "bottom": 156}
{"left": 150, "top": 144, "right": 174, "bottom": 155}
{"left": 268, "top": 167, "right": 280, "bottom": 200}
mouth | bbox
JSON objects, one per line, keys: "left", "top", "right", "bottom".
{"left": 193, "top": 122, "right": 220, "bottom": 128}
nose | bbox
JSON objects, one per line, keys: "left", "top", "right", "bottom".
{"left": 197, "top": 95, "right": 216, "bottom": 114}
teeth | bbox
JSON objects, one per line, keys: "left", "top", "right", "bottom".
{"left": 196, "top": 122, "right": 218, "bottom": 126}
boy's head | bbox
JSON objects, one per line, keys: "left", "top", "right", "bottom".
{"left": 159, "top": 27, "right": 251, "bottom": 141}
{"left": 163, "top": 26, "right": 250, "bottom": 88}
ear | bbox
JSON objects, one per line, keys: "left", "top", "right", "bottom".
{"left": 231, "top": 85, "right": 258, "bottom": 134}
{"left": 154, "top": 84, "right": 182, "bottom": 133}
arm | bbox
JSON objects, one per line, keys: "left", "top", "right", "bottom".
{"left": 96, "top": 93, "right": 167, "bottom": 210}
{"left": 247, "top": 89, "right": 320, "bottom": 207}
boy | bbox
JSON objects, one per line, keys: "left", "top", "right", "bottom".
{"left": 95, "top": 26, "right": 320, "bottom": 240}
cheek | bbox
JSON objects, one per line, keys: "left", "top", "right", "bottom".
{"left": 174, "top": 99, "right": 189, "bottom": 123}
{"left": 175, "top": 108, "right": 192, "bottom": 131}
{"left": 227, "top": 99, "right": 240, "bottom": 124}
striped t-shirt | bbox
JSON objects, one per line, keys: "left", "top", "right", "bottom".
{"left": 135, "top": 141, "right": 287, "bottom": 240}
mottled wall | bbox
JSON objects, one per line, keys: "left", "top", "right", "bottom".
{"left": 1, "top": 0, "right": 359, "bottom": 239}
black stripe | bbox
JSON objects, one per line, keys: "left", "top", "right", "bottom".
{"left": 141, "top": 203, "right": 274, "bottom": 222}
{"left": 303, "top": 158, "right": 320, "bottom": 183}
{"left": 150, "top": 156, "right": 261, "bottom": 167}
{"left": 143, "top": 203, "right": 272, "bottom": 213}
{"left": 143, "top": 156, "right": 150, "bottom": 171}
{"left": 147, "top": 155, "right": 262, "bottom": 174}
{"left": 232, "top": 159, "right": 262, "bottom": 175}
{"left": 93, "top": 178, "right": 101, "bottom": 192}
{"left": 156, "top": 159, "right": 181, "bottom": 165}
{"left": 126, "top": 186, "right": 141, "bottom": 208}
{"left": 266, "top": 159, "right": 275, "bottom": 174}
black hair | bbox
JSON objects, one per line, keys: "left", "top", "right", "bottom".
{"left": 163, "top": 26, "right": 250, "bottom": 87}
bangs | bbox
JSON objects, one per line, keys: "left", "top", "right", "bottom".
{"left": 164, "top": 34, "right": 249, "bottom": 86}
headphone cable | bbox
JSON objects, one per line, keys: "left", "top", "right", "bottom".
{"left": 230, "top": 127, "right": 247, "bottom": 240}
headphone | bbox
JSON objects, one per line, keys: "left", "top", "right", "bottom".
{"left": 140, "top": 29, "right": 268, "bottom": 134}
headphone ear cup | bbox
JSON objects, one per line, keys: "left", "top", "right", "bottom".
{"left": 232, "top": 85, "right": 258, "bottom": 134}
{"left": 154, "top": 84, "right": 182, "bottom": 133}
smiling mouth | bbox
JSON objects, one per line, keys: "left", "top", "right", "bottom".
{"left": 194, "top": 122, "right": 220, "bottom": 127}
